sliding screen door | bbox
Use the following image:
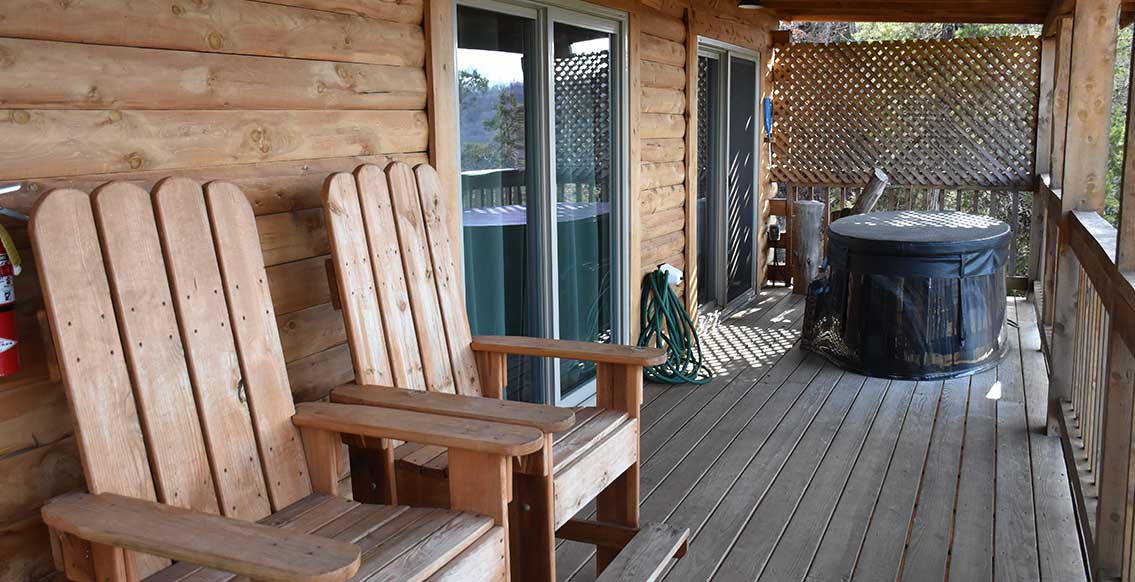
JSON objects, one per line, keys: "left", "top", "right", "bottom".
{"left": 696, "top": 42, "right": 759, "bottom": 311}
{"left": 457, "top": 1, "right": 627, "bottom": 406}
{"left": 726, "top": 55, "right": 757, "bottom": 303}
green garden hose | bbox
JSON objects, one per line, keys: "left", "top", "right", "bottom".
{"left": 637, "top": 269, "right": 713, "bottom": 385}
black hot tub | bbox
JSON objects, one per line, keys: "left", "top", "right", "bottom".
{"left": 802, "top": 210, "right": 1011, "bottom": 380}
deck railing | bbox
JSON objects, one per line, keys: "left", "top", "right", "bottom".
{"left": 1038, "top": 175, "right": 1135, "bottom": 581}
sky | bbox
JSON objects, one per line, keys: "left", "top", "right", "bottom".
{"left": 457, "top": 38, "right": 610, "bottom": 87}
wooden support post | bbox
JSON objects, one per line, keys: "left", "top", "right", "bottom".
{"left": 1096, "top": 25, "right": 1135, "bottom": 580}
{"left": 508, "top": 435, "right": 555, "bottom": 582}
{"left": 791, "top": 200, "right": 823, "bottom": 295}
{"left": 449, "top": 449, "right": 512, "bottom": 575}
{"left": 595, "top": 363, "right": 642, "bottom": 573}
{"left": 1118, "top": 36, "right": 1135, "bottom": 270}
{"left": 851, "top": 168, "right": 889, "bottom": 215}
{"left": 1049, "top": 0, "right": 1121, "bottom": 435}
{"left": 299, "top": 426, "right": 340, "bottom": 495}
{"left": 424, "top": 0, "right": 461, "bottom": 254}
{"left": 1051, "top": 17, "right": 1073, "bottom": 189}
{"left": 683, "top": 7, "right": 699, "bottom": 319}
{"left": 1031, "top": 36, "right": 1057, "bottom": 280}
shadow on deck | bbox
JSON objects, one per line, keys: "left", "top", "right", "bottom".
{"left": 556, "top": 287, "right": 1087, "bottom": 581}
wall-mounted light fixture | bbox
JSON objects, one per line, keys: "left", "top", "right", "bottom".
{"left": 738, "top": 0, "right": 763, "bottom": 9}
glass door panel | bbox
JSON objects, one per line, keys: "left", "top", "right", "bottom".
{"left": 456, "top": 5, "right": 545, "bottom": 403}
{"left": 552, "top": 22, "right": 617, "bottom": 400}
{"left": 726, "top": 55, "right": 757, "bottom": 303}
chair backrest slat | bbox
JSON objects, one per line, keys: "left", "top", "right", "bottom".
{"left": 90, "top": 182, "right": 219, "bottom": 516}
{"left": 385, "top": 163, "right": 459, "bottom": 394}
{"left": 153, "top": 178, "right": 273, "bottom": 520}
{"left": 324, "top": 172, "right": 397, "bottom": 387}
{"left": 35, "top": 180, "right": 314, "bottom": 572}
{"left": 207, "top": 182, "right": 312, "bottom": 511}
{"left": 33, "top": 188, "right": 168, "bottom": 578}
{"left": 32, "top": 189, "right": 158, "bottom": 501}
{"left": 326, "top": 163, "right": 487, "bottom": 398}
{"left": 355, "top": 165, "right": 428, "bottom": 390}
{"left": 414, "top": 165, "right": 482, "bottom": 396}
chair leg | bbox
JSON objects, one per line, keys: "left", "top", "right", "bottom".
{"left": 347, "top": 441, "right": 396, "bottom": 504}
{"left": 595, "top": 462, "right": 640, "bottom": 573}
{"left": 509, "top": 472, "right": 556, "bottom": 582}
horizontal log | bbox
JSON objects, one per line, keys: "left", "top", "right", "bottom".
{"left": 640, "top": 185, "right": 686, "bottom": 215}
{"left": 17, "top": 154, "right": 428, "bottom": 216}
{"left": 0, "top": 380, "right": 70, "bottom": 457}
{"left": 286, "top": 343, "right": 355, "bottom": 403}
{"left": 642, "top": 207, "right": 685, "bottom": 241}
{"left": 0, "top": 110, "right": 429, "bottom": 180}
{"left": 641, "top": 161, "right": 686, "bottom": 190}
{"left": 257, "top": 208, "right": 329, "bottom": 267}
{"left": 642, "top": 87, "right": 685, "bottom": 115}
{"left": 268, "top": 255, "right": 334, "bottom": 315}
{"left": 642, "top": 230, "right": 685, "bottom": 266}
{"left": 0, "top": 0, "right": 425, "bottom": 66}
{"left": 641, "top": 253, "right": 685, "bottom": 277}
{"left": 642, "top": 61, "right": 685, "bottom": 90}
{"left": 638, "top": 9, "right": 686, "bottom": 43}
{"left": 641, "top": 114, "right": 685, "bottom": 140}
{"left": 277, "top": 303, "right": 348, "bottom": 362}
{"left": 640, "top": 33, "right": 686, "bottom": 66}
{"left": 641, "top": 138, "right": 685, "bottom": 164}
{"left": 255, "top": 0, "right": 423, "bottom": 24}
{"left": 0, "top": 38, "right": 427, "bottom": 111}
{"left": 0, "top": 437, "right": 82, "bottom": 524}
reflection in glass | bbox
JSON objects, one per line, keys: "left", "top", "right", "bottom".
{"left": 696, "top": 55, "right": 721, "bottom": 307}
{"left": 456, "top": 6, "right": 544, "bottom": 403}
{"left": 553, "top": 23, "right": 616, "bottom": 398}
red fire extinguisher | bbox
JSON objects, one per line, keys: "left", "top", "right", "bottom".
{"left": 0, "top": 224, "right": 22, "bottom": 376}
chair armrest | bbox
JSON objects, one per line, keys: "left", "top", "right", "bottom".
{"left": 41, "top": 493, "right": 359, "bottom": 582}
{"left": 470, "top": 336, "right": 667, "bottom": 367}
{"left": 293, "top": 402, "right": 545, "bottom": 457}
{"left": 331, "top": 384, "right": 575, "bottom": 433}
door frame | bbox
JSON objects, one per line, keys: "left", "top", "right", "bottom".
{"left": 695, "top": 37, "right": 761, "bottom": 317}
{"left": 453, "top": 0, "right": 630, "bottom": 407}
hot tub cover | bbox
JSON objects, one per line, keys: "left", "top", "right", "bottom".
{"left": 802, "top": 211, "right": 1011, "bottom": 380}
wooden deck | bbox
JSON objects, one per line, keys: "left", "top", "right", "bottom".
{"left": 555, "top": 288, "right": 1087, "bottom": 581}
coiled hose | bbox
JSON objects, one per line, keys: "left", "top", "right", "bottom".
{"left": 637, "top": 269, "right": 712, "bottom": 384}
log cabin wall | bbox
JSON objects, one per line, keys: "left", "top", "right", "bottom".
{"left": 0, "top": 0, "right": 774, "bottom": 579}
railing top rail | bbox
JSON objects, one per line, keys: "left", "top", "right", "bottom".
{"left": 1066, "top": 210, "right": 1135, "bottom": 353}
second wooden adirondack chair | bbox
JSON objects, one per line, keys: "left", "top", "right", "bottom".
{"left": 31, "top": 179, "right": 544, "bottom": 582}
{"left": 322, "top": 162, "right": 669, "bottom": 580}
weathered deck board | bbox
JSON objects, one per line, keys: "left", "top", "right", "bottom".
{"left": 559, "top": 291, "right": 1086, "bottom": 582}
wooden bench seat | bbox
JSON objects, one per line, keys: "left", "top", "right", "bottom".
{"left": 144, "top": 494, "right": 506, "bottom": 582}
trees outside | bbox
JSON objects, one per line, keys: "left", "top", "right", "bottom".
{"left": 781, "top": 21, "right": 1134, "bottom": 224}
{"left": 458, "top": 69, "right": 527, "bottom": 172}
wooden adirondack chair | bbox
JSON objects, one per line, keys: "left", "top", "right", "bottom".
{"left": 321, "top": 162, "right": 671, "bottom": 580}
{"left": 31, "top": 179, "right": 546, "bottom": 582}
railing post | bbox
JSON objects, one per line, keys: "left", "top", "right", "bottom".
{"left": 1048, "top": 0, "right": 1121, "bottom": 435}
{"left": 1097, "top": 322, "right": 1135, "bottom": 579}
{"left": 1097, "top": 21, "right": 1135, "bottom": 579}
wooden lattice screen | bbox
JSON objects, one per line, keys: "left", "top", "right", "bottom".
{"left": 770, "top": 36, "right": 1041, "bottom": 188}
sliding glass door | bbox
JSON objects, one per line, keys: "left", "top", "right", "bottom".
{"left": 456, "top": 0, "right": 627, "bottom": 406}
{"left": 696, "top": 41, "right": 760, "bottom": 311}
